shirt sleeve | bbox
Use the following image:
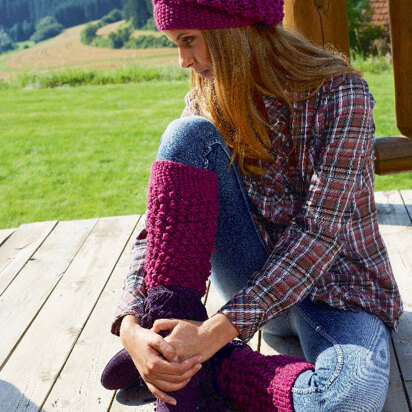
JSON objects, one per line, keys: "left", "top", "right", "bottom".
{"left": 218, "top": 75, "right": 375, "bottom": 342}
{"left": 111, "top": 227, "right": 148, "bottom": 335}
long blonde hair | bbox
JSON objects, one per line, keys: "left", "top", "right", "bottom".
{"left": 190, "top": 25, "right": 361, "bottom": 175}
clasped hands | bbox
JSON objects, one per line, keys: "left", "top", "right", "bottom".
{"left": 120, "top": 314, "right": 238, "bottom": 405}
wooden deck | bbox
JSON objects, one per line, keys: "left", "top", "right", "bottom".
{"left": 0, "top": 190, "right": 411, "bottom": 411}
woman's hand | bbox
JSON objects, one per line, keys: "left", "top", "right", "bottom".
{"left": 120, "top": 315, "right": 203, "bottom": 405}
{"left": 152, "top": 314, "right": 239, "bottom": 363}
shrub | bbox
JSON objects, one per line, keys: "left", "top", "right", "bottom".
{"left": 351, "top": 54, "right": 392, "bottom": 74}
{"left": 141, "top": 18, "right": 157, "bottom": 31}
{"left": 30, "top": 16, "right": 63, "bottom": 43}
{"left": 108, "top": 27, "right": 132, "bottom": 48}
{"left": 81, "top": 23, "right": 99, "bottom": 45}
{"left": 124, "top": 34, "right": 176, "bottom": 49}
{"left": 10, "top": 65, "right": 188, "bottom": 89}
{"left": 101, "top": 9, "right": 124, "bottom": 25}
{"left": 0, "top": 28, "right": 16, "bottom": 54}
{"left": 90, "top": 36, "right": 112, "bottom": 48}
{"left": 346, "top": 0, "right": 387, "bottom": 56}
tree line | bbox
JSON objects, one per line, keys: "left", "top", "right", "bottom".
{"left": 0, "top": 0, "right": 153, "bottom": 42}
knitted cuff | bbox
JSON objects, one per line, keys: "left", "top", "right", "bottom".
{"left": 144, "top": 160, "right": 218, "bottom": 296}
{"left": 268, "top": 355, "right": 315, "bottom": 412}
{"left": 217, "top": 343, "right": 314, "bottom": 412}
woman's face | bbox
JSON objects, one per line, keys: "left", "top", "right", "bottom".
{"left": 164, "top": 29, "right": 213, "bottom": 79}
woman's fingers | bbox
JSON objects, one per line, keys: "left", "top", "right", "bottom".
{"left": 149, "top": 332, "right": 177, "bottom": 362}
{"left": 146, "top": 382, "right": 177, "bottom": 406}
{"left": 146, "top": 346, "right": 202, "bottom": 378}
{"left": 150, "top": 377, "right": 192, "bottom": 393}
{"left": 152, "top": 318, "right": 179, "bottom": 334}
{"left": 156, "top": 363, "right": 202, "bottom": 383}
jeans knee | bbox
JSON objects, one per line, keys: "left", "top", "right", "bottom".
{"left": 293, "top": 345, "right": 390, "bottom": 412}
{"left": 157, "top": 116, "right": 222, "bottom": 167}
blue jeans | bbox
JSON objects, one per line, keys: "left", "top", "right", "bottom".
{"left": 156, "top": 116, "right": 391, "bottom": 412}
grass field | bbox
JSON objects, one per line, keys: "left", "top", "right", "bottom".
{"left": 0, "top": 81, "right": 188, "bottom": 228}
{"left": 0, "top": 70, "right": 411, "bottom": 229}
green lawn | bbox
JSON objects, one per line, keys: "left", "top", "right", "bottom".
{"left": 0, "top": 81, "right": 189, "bottom": 228}
{"left": 0, "top": 74, "right": 411, "bottom": 229}
{"left": 361, "top": 71, "right": 412, "bottom": 192}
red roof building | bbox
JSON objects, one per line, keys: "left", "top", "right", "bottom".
{"left": 369, "top": 0, "right": 389, "bottom": 29}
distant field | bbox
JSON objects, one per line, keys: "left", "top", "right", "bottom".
{"left": 0, "top": 22, "right": 177, "bottom": 77}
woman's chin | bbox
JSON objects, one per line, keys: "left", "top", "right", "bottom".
{"left": 196, "top": 69, "right": 213, "bottom": 79}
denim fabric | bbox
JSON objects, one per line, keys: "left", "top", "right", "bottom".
{"left": 156, "top": 116, "right": 391, "bottom": 412}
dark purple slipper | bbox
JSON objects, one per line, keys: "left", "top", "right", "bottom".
{"left": 101, "top": 348, "right": 145, "bottom": 390}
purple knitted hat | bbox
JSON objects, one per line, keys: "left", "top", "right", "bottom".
{"left": 152, "top": 0, "right": 284, "bottom": 31}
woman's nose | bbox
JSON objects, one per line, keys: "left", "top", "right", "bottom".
{"left": 179, "top": 48, "right": 194, "bottom": 69}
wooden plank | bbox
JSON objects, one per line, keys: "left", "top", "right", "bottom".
{"left": 0, "top": 215, "right": 138, "bottom": 412}
{"left": 0, "top": 228, "right": 15, "bottom": 246}
{"left": 374, "top": 137, "right": 412, "bottom": 175}
{"left": 375, "top": 190, "right": 412, "bottom": 407}
{"left": 389, "top": 0, "right": 412, "bottom": 137}
{"left": 283, "top": 0, "right": 350, "bottom": 57}
{"left": 375, "top": 190, "right": 412, "bottom": 229}
{"left": 391, "top": 312, "right": 412, "bottom": 409}
{"left": 43, "top": 216, "right": 143, "bottom": 412}
{"left": 374, "top": 156, "right": 412, "bottom": 175}
{"left": 400, "top": 190, "right": 412, "bottom": 222}
{"left": 375, "top": 191, "right": 412, "bottom": 309}
{"left": 0, "top": 221, "right": 57, "bottom": 295}
{"left": 0, "top": 219, "right": 98, "bottom": 370}
{"left": 374, "top": 137, "right": 412, "bottom": 161}
{"left": 382, "top": 341, "right": 410, "bottom": 412}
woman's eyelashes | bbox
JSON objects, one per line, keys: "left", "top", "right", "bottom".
{"left": 181, "top": 36, "right": 194, "bottom": 47}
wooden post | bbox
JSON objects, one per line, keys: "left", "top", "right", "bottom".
{"left": 374, "top": 0, "right": 412, "bottom": 174}
{"left": 283, "top": 0, "right": 412, "bottom": 174}
{"left": 283, "top": 0, "right": 350, "bottom": 58}
{"left": 388, "top": 0, "right": 412, "bottom": 137}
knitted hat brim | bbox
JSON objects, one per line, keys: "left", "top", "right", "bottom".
{"left": 154, "top": 3, "right": 256, "bottom": 31}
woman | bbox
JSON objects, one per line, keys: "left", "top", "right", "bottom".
{"left": 102, "top": 1, "right": 403, "bottom": 411}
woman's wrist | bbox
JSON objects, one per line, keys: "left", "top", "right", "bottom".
{"left": 200, "top": 313, "right": 239, "bottom": 356}
{"left": 119, "top": 315, "right": 141, "bottom": 345}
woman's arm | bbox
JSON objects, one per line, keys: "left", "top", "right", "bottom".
{"left": 218, "top": 75, "right": 375, "bottom": 342}
{"left": 111, "top": 228, "right": 148, "bottom": 335}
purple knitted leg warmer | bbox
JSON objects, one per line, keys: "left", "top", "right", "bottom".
{"left": 215, "top": 342, "right": 314, "bottom": 412}
{"left": 101, "top": 161, "right": 219, "bottom": 398}
{"left": 144, "top": 160, "right": 218, "bottom": 296}
{"left": 142, "top": 161, "right": 225, "bottom": 411}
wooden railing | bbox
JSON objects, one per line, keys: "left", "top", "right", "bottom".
{"left": 283, "top": 0, "right": 412, "bottom": 175}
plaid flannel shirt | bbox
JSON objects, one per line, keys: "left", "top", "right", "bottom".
{"left": 112, "top": 74, "right": 403, "bottom": 342}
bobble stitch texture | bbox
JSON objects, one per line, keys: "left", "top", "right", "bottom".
{"left": 144, "top": 160, "right": 218, "bottom": 296}
{"left": 152, "top": 0, "right": 284, "bottom": 31}
{"left": 217, "top": 343, "right": 314, "bottom": 412}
